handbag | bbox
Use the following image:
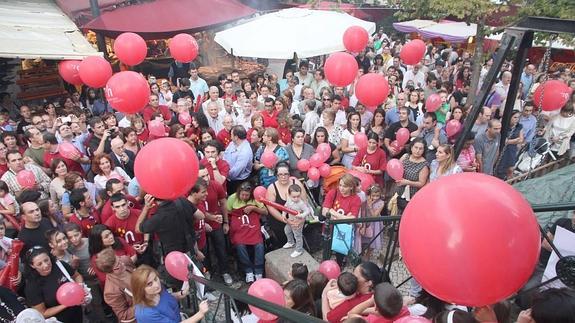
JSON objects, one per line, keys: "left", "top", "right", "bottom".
{"left": 331, "top": 223, "right": 354, "bottom": 255}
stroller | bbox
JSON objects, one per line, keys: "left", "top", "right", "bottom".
{"left": 514, "top": 135, "right": 556, "bottom": 176}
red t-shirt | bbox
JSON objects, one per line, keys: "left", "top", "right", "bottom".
{"left": 194, "top": 201, "right": 207, "bottom": 250}
{"left": 278, "top": 127, "right": 292, "bottom": 144}
{"left": 142, "top": 105, "right": 172, "bottom": 123}
{"left": 229, "top": 206, "right": 262, "bottom": 245}
{"left": 246, "top": 128, "right": 257, "bottom": 143}
{"left": 327, "top": 293, "right": 372, "bottom": 323}
{"left": 70, "top": 211, "right": 101, "bottom": 237}
{"left": 0, "top": 162, "right": 8, "bottom": 178}
{"left": 322, "top": 189, "right": 361, "bottom": 218}
{"left": 100, "top": 195, "right": 141, "bottom": 224}
{"left": 199, "top": 158, "right": 229, "bottom": 191}
{"left": 261, "top": 110, "right": 279, "bottom": 128}
{"left": 352, "top": 148, "right": 387, "bottom": 186}
{"left": 136, "top": 129, "right": 149, "bottom": 143}
{"left": 104, "top": 209, "right": 145, "bottom": 245}
{"left": 216, "top": 128, "right": 232, "bottom": 148}
{"left": 204, "top": 181, "right": 227, "bottom": 230}
{"left": 365, "top": 306, "right": 410, "bottom": 323}
{"left": 43, "top": 151, "right": 85, "bottom": 176}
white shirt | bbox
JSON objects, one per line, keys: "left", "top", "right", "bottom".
{"left": 190, "top": 77, "right": 209, "bottom": 100}
{"left": 402, "top": 69, "right": 426, "bottom": 89}
{"left": 295, "top": 72, "right": 314, "bottom": 87}
{"left": 201, "top": 98, "right": 224, "bottom": 115}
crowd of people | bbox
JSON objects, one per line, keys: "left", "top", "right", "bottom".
{"left": 0, "top": 30, "right": 573, "bottom": 323}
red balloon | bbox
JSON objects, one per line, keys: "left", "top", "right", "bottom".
{"left": 343, "top": 26, "right": 369, "bottom": 53}
{"left": 396, "top": 128, "right": 410, "bottom": 146}
{"left": 248, "top": 278, "right": 285, "bottom": 321}
{"left": 296, "top": 159, "right": 311, "bottom": 172}
{"left": 324, "top": 52, "right": 359, "bottom": 87}
{"left": 58, "top": 60, "right": 82, "bottom": 85}
{"left": 400, "top": 173, "right": 540, "bottom": 306}
{"left": 400, "top": 39, "right": 426, "bottom": 65}
{"left": 178, "top": 112, "right": 192, "bottom": 125}
{"left": 309, "top": 153, "right": 323, "bottom": 168}
{"left": 261, "top": 151, "right": 278, "bottom": 169}
{"left": 319, "top": 163, "right": 331, "bottom": 177}
{"left": 148, "top": 119, "right": 165, "bottom": 137}
{"left": 355, "top": 73, "right": 390, "bottom": 107}
{"left": 134, "top": 138, "right": 199, "bottom": 200}
{"left": 533, "top": 80, "right": 573, "bottom": 111}
{"left": 317, "top": 143, "right": 332, "bottom": 160}
{"left": 394, "top": 316, "right": 432, "bottom": 323}
{"left": 58, "top": 142, "right": 79, "bottom": 160}
{"left": 318, "top": 260, "right": 341, "bottom": 280}
{"left": 16, "top": 170, "right": 35, "bottom": 189}
{"left": 390, "top": 140, "right": 403, "bottom": 152}
{"left": 308, "top": 167, "right": 321, "bottom": 181}
{"left": 445, "top": 120, "right": 462, "bottom": 138}
{"left": 354, "top": 132, "right": 368, "bottom": 150}
{"left": 113, "top": 32, "right": 147, "bottom": 66}
{"left": 386, "top": 159, "right": 404, "bottom": 181}
{"left": 347, "top": 169, "right": 374, "bottom": 191}
{"left": 56, "top": 282, "right": 85, "bottom": 306}
{"left": 79, "top": 56, "right": 113, "bottom": 88}
{"left": 254, "top": 186, "right": 267, "bottom": 200}
{"left": 425, "top": 93, "right": 442, "bottom": 112}
{"left": 165, "top": 251, "right": 191, "bottom": 281}
{"left": 169, "top": 33, "right": 199, "bottom": 63}
{"left": 105, "top": 71, "right": 151, "bottom": 114}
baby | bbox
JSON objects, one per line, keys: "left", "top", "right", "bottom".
{"left": 282, "top": 184, "right": 312, "bottom": 258}
{"left": 327, "top": 272, "right": 358, "bottom": 309}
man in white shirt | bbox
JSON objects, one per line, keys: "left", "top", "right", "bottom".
{"left": 236, "top": 99, "right": 253, "bottom": 130}
{"left": 294, "top": 61, "right": 314, "bottom": 87}
{"left": 189, "top": 64, "right": 209, "bottom": 101}
{"left": 256, "top": 85, "right": 275, "bottom": 103}
{"left": 202, "top": 86, "right": 224, "bottom": 115}
{"left": 494, "top": 71, "right": 512, "bottom": 108}
{"left": 206, "top": 101, "right": 224, "bottom": 133}
{"left": 302, "top": 100, "right": 320, "bottom": 139}
{"left": 402, "top": 64, "right": 426, "bottom": 90}
{"left": 310, "top": 69, "right": 330, "bottom": 99}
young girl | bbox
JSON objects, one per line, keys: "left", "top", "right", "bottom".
{"left": 358, "top": 184, "right": 385, "bottom": 261}
{"left": 45, "top": 229, "right": 77, "bottom": 268}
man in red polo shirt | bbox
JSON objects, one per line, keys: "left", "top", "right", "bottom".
{"left": 142, "top": 94, "right": 171, "bottom": 123}
{"left": 198, "top": 165, "right": 232, "bottom": 285}
{"left": 187, "top": 179, "right": 209, "bottom": 270}
{"left": 261, "top": 98, "right": 279, "bottom": 128}
{"left": 100, "top": 178, "right": 142, "bottom": 224}
{"left": 200, "top": 141, "right": 229, "bottom": 188}
{"left": 69, "top": 187, "right": 101, "bottom": 237}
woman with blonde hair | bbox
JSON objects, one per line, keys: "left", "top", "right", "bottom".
{"left": 132, "top": 264, "right": 208, "bottom": 323}
{"left": 429, "top": 144, "right": 462, "bottom": 182}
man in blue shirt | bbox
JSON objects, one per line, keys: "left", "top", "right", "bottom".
{"left": 519, "top": 102, "right": 537, "bottom": 145}
{"left": 223, "top": 125, "right": 253, "bottom": 195}
{"left": 385, "top": 93, "right": 415, "bottom": 125}
{"left": 520, "top": 64, "right": 536, "bottom": 99}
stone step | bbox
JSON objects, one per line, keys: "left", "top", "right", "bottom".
{"left": 265, "top": 248, "right": 320, "bottom": 284}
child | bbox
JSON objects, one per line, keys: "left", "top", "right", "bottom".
{"left": 45, "top": 229, "right": 77, "bottom": 268}
{"left": 282, "top": 184, "right": 313, "bottom": 258}
{"left": 0, "top": 220, "right": 12, "bottom": 269}
{"left": 287, "top": 263, "right": 309, "bottom": 282}
{"left": 327, "top": 272, "right": 358, "bottom": 309}
{"left": 359, "top": 184, "right": 385, "bottom": 261}
{"left": 348, "top": 282, "right": 409, "bottom": 322}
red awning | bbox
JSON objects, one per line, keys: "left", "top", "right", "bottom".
{"left": 81, "top": 0, "right": 257, "bottom": 39}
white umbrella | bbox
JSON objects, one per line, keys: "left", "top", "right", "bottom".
{"left": 214, "top": 8, "right": 376, "bottom": 59}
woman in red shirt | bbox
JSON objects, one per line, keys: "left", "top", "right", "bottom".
{"left": 352, "top": 132, "right": 387, "bottom": 187}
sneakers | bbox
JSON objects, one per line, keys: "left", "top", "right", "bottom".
{"left": 245, "top": 272, "right": 255, "bottom": 283}
{"left": 222, "top": 273, "right": 233, "bottom": 285}
{"left": 290, "top": 250, "right": 303, "bottom": 258}
{"left": 282, "top": 242, "right": 295, "bottom": 249}
{"left": 255, "top": 274, "right": 263, "bottom": 281}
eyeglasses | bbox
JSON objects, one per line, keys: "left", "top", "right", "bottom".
{"left": 277, "top": 173, "right": 290, "bottom": 176}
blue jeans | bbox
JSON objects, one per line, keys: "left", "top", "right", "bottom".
{"left": 235, "top": 243, "right": 264, "bottom": 275}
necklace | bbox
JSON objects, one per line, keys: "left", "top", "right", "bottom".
{"left": 0, "top": 299, "right": 16, "bottom": 323}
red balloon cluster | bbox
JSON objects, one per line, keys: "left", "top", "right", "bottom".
{"left": 533, "top": 80, "right": 573, "bottom": 111}
{"left": 324, "top": 52, "right": 358, "bottom": 87}
{"left": 56, "top": 282, "right": 85, "bottom": 306}
{"left": 355, "top": 73, "right": 390, "bottom": 107}
{"left": 425, "top": 93, "right": 442, "bottom": 112}
{"left": 248, "top": 278, "right": 285, "bottom": 321}
{"left": 58, "top": 60, "right": 82, "bottom": 85}
{"left": 105, "top": 71, "right": 151, "bottom": 114}
{"left": 169, "top": 34, "right": 199, "bottom": 63}
{"left": 165, "top": 251, "right": 191, "bottom": 281}
{"left": 343, "top": 26, "right": 369, "bottom": 53}
{"left": 79, "top": 56, "right": 113, "bottom": 88}
{"left": 114, "top": 32, "right": 147, "bottom": 66}
{"left": 134, "top": 138, "right": 199, "bottom": 200}
{"left": 297, "top": 145, "right": 332, "bottom": 181}
{"left": 400, "top": 39, "right": 426, "bottom": 65}
{"left": 399, "top": 173, "right": 540, "bottom": 306}
{"left": 396, "top": 128, "right": 410, "bottom": 147}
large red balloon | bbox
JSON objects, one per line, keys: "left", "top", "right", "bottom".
{"left": 165, "top": 251, "right": 191, "bottom": 281}
{"left": 114, "top": 32, "right": 147, "bottom": 66}
{"left": 248, "top": 278, "right": 285, "bottom": 321}
{"left": 324, "top": 52, "right": 359, "bottom": 87}
{"left": 343, "top": 26, "right": 369, "bottom": 53}
{"left": 56, "top": 282, "right": 85, "bottom": 306}
{"left": 16, "top": 170, "right": 35, "bottom": 189}
{"left": 134, "top": 138, "right": 199, "bottom": 200}
{"left": 169, "top": 34, "right": 199, "bottom": 63}
{"left": 354, "top": 132, "right": 368, "bottom": 150}
{"left": 79, "top": 56, "right": 113, "bottom": 88}
{"left": 261, "top": 151, "right": 278, "bottom": 169}
{"left": 396, "top": 128, "right": 410, "bottom": 146}
{"left": 533, "top": 80, "right": 573, "bottom": 111}
{"left": 355, "top": 73, "right": 390, "bottom": 107}
{"left": 400, "top": 39, "right": 426, "bottom": 65}
{"left": 318, "top": 260, "right": 341, "bottom": 280}
{"left": 58, "top": 60, "right": 82, "bottom": 85}
{"left": 105, "top": 71, "right": 150, "bottom": 114}
{"left": 399, "top": 173, "right": 540, "bottom": 306}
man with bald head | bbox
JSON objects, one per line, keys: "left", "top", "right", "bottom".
{"left": 216, "top": 115, "right": 235, "bottom": 148}
{"left": 18, "top": 201, "right": 53, "bottom": 254}
{"left": 206, "top": 101, "right": 224, "bottom": 133}
{"left": 201, "top": 86, "right": 224, "bottom": 115}
{"left": 109, "top": 136, "right": 135, "bottom": 178}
